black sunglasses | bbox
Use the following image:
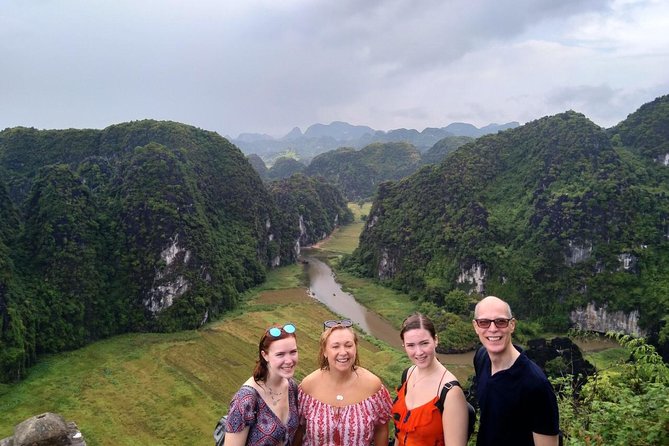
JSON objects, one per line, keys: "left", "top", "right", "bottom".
{"left": 474, "top": 318, "right": 514, "bottom": 329}
{"left": 323, "top": 319, "right": 353, "bottom": 330}
{"left": 267, "top": 323, "right": 296, "bottom": 337}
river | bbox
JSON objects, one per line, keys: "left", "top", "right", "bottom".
{"left": 301, "top": 251, "right": 475, "bottom": 367}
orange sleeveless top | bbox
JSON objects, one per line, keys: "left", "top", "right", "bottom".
{"left": 392, "top": 369, "right": 445, "bottom": 446}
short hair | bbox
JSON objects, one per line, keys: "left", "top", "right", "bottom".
{"left": 400, "top": 313, "right": 436, "bottom": 341}
{"left": 318, "top": 326, "right": 360, "bottom": 371}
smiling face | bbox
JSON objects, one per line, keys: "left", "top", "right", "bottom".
{"left": 402, "top": 328, "right": 437, "bottom": 368}
{"left": 473, "top": 296, "right": 516, "bottom": 355}
{"left": 261, "top": 336, "right": 299, "bottom": 379}
{"left": 324, "top": 328, "right": 357, "bottom": 371}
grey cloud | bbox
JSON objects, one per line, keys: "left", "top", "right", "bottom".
{"left": 0, "top": 0, "right": 665, "bottom": 137}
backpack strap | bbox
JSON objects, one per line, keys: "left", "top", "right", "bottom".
{"left": 435, "top": 380, "right": 477, "bottom": 439}
{"left": 400, "top": 366, "right": 410, "bottom": 386}
{"left": 435, "top": 380, "right": 460, "bottom": 412}
{"left": 397, "top": 366, "right": 414, "bottom": 395}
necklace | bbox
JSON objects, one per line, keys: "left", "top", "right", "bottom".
{"left": 266, "top": 384, "right": 284, "bottom": 406}
{"left": 336, "top": 394, "right": 344, "bottom": 401}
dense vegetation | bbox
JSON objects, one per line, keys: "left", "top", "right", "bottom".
{"left": 305, "top": 142, "right": 423, "bottom": 200}
{"left": 0, "top": 120, "right": 352, "bottom": 382}
{"left": 346, "top": 95, "right": 669, "bottom": 356}
{"left": 266, "top": 156, "right": 306, "bottom": 181}
{"left": 421, "top": 135, "right": 474, "bottom": 165}
{"left": 246, "top": 153, "right": 268, "bottom": 180}
{"left": 557, "top": 333, "right": 669, "bottom": 445}
{"left": 247, "top": 137, "right": 474, "bottom": 199}
{"left": 268, "top": 174, "right": 353, "bottom": 264}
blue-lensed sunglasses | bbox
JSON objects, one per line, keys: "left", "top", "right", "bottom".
{"left": 267, "top": 323, "right": 296, "bottom": 338}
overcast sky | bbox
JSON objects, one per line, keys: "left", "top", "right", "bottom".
{"left": 2, "top": 0, "right": 668, "bottom": 139}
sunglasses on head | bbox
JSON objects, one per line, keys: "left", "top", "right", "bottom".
{"left": 267, "top": 323, "right": 296, "bottom": 338}
{"left": 323, "top": 319, "right": 353, "bottom": 330}
{"left": 474, "top": 318, "right": 514, "bottom": 329}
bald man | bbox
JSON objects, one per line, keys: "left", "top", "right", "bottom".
{"left": 472, "top": 296, "right": 560, "bottom": 446}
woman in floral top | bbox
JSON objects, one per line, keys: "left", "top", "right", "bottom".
{"left": 296, "top": 319, "right": 393, "bottom": 446}
{"left": 225, "top": 323, "right": 300, "bottom": 446}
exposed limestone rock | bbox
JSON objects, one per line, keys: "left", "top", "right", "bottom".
{"left": 1, "top": 412, "right": 86, "bottom": 446}
{"left": 377, "top": 249, "right": 396, "bottom": 280}
{"left": 570, "top": 302, "right": 646, "bottom": 337}
{"left": 617, "top": 253, "right": 637, "bottom": 271}
{"left": 659, "top": 153, "right": 668, "bottom": 166}
{"left": 292, "top": 215, "right": 307, "bottom": 257}
{"left": 565, "top": 240, "right": 592, "bottom": 266}
{"left": 143, "top": 233, "right": 192, "bottom": 315}
{"left": 457, "top": 262, "right": 486, "bottom": 294}
{"left": 367, "top": 215, "right": 379, "bottom": 229}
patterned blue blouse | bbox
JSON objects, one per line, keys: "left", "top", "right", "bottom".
{"left": 225, "top": 379, "right": 299, "bottom": 446}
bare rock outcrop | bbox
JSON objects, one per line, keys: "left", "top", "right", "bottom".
{"left": 0, "top": 413, "right": 85, "bottom": 446}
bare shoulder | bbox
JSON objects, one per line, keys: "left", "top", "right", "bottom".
{"left": 243, "top": 376, "right": 258, "bottom": 389}
{"left": 444, "top": 370, "right": 460, "bottom": 386}
{"left": 443, "top": 370, "right": 466, "bottom": 398}
{"left": 355, "top": 367, "right": 383, "bottom": 394}
{"left": 299, "top": 369, "right": 323, "bottom": 393}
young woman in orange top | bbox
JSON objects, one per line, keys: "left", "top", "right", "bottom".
{"left": 392, "top": 313, "right": 469, "bottom": 446}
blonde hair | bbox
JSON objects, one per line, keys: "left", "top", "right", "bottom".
{"left": 318, "top": 326, "right": 360, "bottom": 371}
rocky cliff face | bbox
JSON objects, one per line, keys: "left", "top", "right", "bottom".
{"left": 570, "top": 302, "right": 646, "bottom": 337}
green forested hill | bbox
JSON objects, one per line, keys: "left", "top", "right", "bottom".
{"left": 348, "top": 99, "right": 669, "bottom": 349}
{"left": 269, "top": 174, "right": 354, "bottom": 263}
{"left": 421, "top": 135, "right": 474, "bottom": 165}
{"left": 266, "top": 156, "right": 306, "bottom": 180}
{"left": 306, "top": 141, "right": 423, "bottom": 200}
{"left": 610, "top": 94, "right": 669, "bottom": 161}
{"left": 0, "top": 120, "right": 352, "bottom": 382}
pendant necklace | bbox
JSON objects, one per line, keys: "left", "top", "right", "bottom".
{"left": 266, "top": 384, "right": 284, "bottom": 406}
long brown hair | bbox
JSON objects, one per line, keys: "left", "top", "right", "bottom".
{"left": 318, "top": 325, "right": 360, "bottom": 371}
{"left": 253, "top": 326, "right": 297, "bottom": 382}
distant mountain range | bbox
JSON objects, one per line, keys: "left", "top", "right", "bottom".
{"left": 231, "top": 121, "right": 520, "bottom": 161}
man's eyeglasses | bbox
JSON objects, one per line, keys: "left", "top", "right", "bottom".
{"left": 267, "top": 323, "right": 296, "bottom": 337}
{"left": 474, "top": 318, "right": 514, "bottom": 329}
{"left": 323, "top": 319, "right": 353, "bottom": 330}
